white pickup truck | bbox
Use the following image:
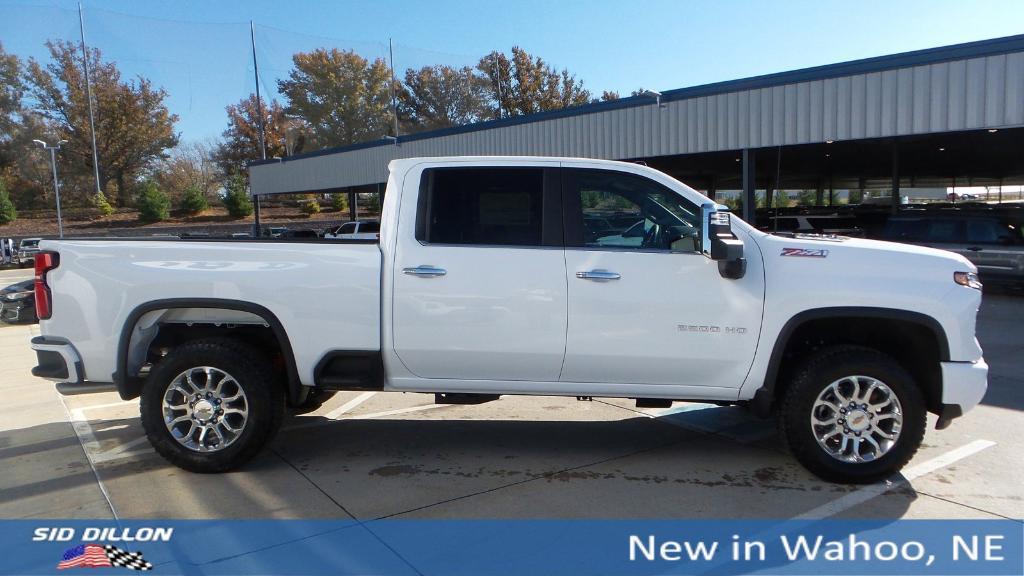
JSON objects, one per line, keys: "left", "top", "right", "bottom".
{"left": 30, "top": 157, "right": 987, "bottom": 483}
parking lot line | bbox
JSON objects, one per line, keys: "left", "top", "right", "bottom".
{"left": 285, "top": 402, "right": 449, "bottom": 431}
{"left": 792, "top": 439, "right": 997, "bottom": 520}
{"left": 57, "top": 393, "right": 118, "bottom": 520}
{"left": 323, "top": 391, "right": 377, "bottom": 419}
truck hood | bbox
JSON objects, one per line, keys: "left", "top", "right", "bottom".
{"left": 756, "top": 232, "right": 976, "bottom": 273}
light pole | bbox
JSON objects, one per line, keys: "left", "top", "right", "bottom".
{"left": 33, "top": 139, "right": 68, "bottom": 239}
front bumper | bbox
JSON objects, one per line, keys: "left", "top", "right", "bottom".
{"left": 936, "top": 358, "right": 988, "bottom": 429}
{"left": 30, "top": 336, "right": 84, "bottom": 385}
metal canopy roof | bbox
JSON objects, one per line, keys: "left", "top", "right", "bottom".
{"left": 250, "top": 34, "right": 1024, "bottom": 196}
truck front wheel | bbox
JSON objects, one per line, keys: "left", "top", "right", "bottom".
{"left": 779, "top": 345, "right": 926, "bottom": 484}
{"left": 140, "top": 338, "right": 285, "bottom": 473}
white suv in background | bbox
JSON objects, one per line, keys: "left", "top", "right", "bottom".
{"left": 324, "top": 220, "right": 381, "bottom": 240}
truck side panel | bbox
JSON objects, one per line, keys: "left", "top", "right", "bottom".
{"left": 40, "top": 240, "right": 382, "bottom": 386}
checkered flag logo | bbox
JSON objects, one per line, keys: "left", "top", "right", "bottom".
{"left": 104, "top": 545, "right": 153, "bottom": 571}
{"left": 57, "top": 543, "right": 153, "bottom": 571}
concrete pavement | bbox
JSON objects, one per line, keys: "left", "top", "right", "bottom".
{"left": 1, "top": 296, "right": 1021, "bottom": 522}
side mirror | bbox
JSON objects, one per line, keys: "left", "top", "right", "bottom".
{"left": 701, "top": 203, "right": 746, "bottom": 279}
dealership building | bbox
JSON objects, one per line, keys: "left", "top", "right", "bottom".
{"left": 249, "top": 34, "right": 1024, "bottom": 223}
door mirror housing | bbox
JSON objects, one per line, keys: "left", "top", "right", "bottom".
{"left": 701, "top": 203, "right": 746, "bottom": 279}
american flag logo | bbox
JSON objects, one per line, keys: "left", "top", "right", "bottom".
{"left": 57, "top": 544, "right": 153, "bottom": 571}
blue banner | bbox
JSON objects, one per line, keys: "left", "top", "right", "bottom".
{"left": 1, "top": 520, "right": 1020, "bottom": 575}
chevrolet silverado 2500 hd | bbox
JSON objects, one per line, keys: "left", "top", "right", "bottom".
{"left": 30, "top": 157, "right": 988, "bottom": 483}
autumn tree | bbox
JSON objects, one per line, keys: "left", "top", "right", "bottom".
{"left": 0, "top": 43, "right": 24, "bottom": 170}
{"left": 398, "top": 65, "right": 490, "bottom": 132}
{"left": 214, "top": 94, "right": 308, "bottom": 177}
{"left": 23, "top": 40, "right": 178, "bottom": 206}
{"left": 277, "top": 48, "right": 393, "bottom": 147}
{"left": 476, "top": 47, "right": 591, "bottom": 117}
{"left": 153, "top": 140, "right": 220, "bottom": 202}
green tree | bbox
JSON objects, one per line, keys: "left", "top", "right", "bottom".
{"left": 795, "top": 190, "right": 818, "bottom": 206}
{"left": 0, "top": 177, "right": 17, "bottom": 224}
{"left": 277, "top": 48, "right": 392, "bottom": 147}
{"left": 221, "top": 174, "right": 253, "bottom": 218}
{"left": 476, "top": 47, "right": 591, "bottom": 117}
{"left": 136, "top": 180, "right": 170, "bottom": 222}
{"left": 398, "top": 65, "right": 490, "bottom": 131}
{"left": 180, "top": 183, "right": 208, "bottom": 215}
{"left": 24, "top": 40, "right": 178, "bottom": 206}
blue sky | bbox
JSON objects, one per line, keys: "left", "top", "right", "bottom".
{"left": 2, "top": 0, "right": 1023, "bottom": 143}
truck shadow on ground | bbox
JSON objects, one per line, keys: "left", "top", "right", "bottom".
{"left": 0, "top": 408, "right": 916, "bottom": 520}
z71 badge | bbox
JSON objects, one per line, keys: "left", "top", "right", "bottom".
{"left": 781, "top": 247, "right": 829, "bottom": 258}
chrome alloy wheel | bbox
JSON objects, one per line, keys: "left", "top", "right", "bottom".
{"left": 162, "top": 366, "right": 249, "bottom": 452}
{"left": 810, "top": 375, "right": 903, "bottom": 463}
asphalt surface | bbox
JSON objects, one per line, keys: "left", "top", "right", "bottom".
{"left": 1, "top": 286, "right": 1021, "bottom": 522}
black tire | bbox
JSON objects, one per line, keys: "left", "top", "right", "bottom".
{"left": 140, "top": 338, "right": 285, "bottom": 473}
{"left": 778, "top": 345, "right": 926, "bottom": 484}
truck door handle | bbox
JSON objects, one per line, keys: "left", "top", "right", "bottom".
{"left": 403, "top": 265, "right": 447, "bottom": 277}
{"left": 576, "top": 269, "right": 621, "bottom": 281}
{"left": 966, "top": 246, "right": 982, "bottom": 252}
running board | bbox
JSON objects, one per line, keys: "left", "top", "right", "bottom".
{"left": 434, "top": 393, "right": 501, "bottom": 405}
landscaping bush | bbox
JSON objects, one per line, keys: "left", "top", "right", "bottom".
{"left": 180, "top": 184, "right": 209, "bottom": 215}
{"left": 301, "top": 195, "right": 321, "bottom": 215}
{"left": 0, "top": 179, "right": 17, "bottom": 225}
{"left": 136, "top": 180, "right": 171, "bottom": 222}
{"left": 221, "top": 175, "right": 253, "bottom": 218}
{"left": 94, "top": 192, "right": 114, "bottom": 216}
{"left": 331, "top": 192, "right": 348, "bottom": 212}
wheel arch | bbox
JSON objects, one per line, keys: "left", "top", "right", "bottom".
{"left": 753, "top": 307, "right": 950, "bottom": 417}
{"left": 114, "top": 298, "right": 304, "bottom": 404}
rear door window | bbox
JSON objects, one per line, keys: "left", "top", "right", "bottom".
{"left": 417, "top": 167, "right": 557, "bottom": 247}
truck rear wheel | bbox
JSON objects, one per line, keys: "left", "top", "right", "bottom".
{"left": 779, "top": 345, "right": 926, "bottom": 484}
{"left": 140, "top": 338, "right": 284, "bottom": 473}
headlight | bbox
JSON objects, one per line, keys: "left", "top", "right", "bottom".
{"left": 954, "top": 271, "right": 983, "bottom": 290}
{"left": 2, "top": 290, "right": 33, "bottom": 301}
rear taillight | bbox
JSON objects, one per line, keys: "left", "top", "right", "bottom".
{"left": 34, "top": 251, "right": 59, "bottom": 320}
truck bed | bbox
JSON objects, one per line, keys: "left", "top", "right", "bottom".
{"left": 40, "top": 239, "right": 382, "bottom": 386}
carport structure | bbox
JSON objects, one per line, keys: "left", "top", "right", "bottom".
{"left": 249, "top": 34, "right": 1024, "bottom": 224}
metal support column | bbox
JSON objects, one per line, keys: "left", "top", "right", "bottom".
{"left": 706, "top": 175, "right": 716, "bottom": 201}
{"left": 890, "top": 142, "right": 900, "bottom": 214}
{"left": 741, "top": 148, "right": 756, "bottom": 223}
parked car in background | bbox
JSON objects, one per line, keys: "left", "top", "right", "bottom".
{"left": 1, "top": 279, "right": 36, "bottom": 324}
{"left": 765, "top": 215, "right": 865, "bottom": 237}
{"left": 882, "top": 214, "right": 1024, "bottom": 285}
{"left": 280, "top": 229, "right": 321, "bottom": 239}
{"left": 15, "top": 238, "right": 42, "bottom": 267}
{"left": 324, "top": 220, "right": 380, "bottom": 240}
{"left": 265, "top": 227, "right": 289, "bottom": 238}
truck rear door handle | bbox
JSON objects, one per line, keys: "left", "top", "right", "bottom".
{"left": 967, "top": 246, "right": 982, "bottom": 252}
{"left": 576, "top": 269, "right": 621, "bottom": 281}
{"left": 403, "top": 265, "right": 447, "bottom": 277}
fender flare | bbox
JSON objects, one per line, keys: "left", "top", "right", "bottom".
{"left": 751, "top": 306, "right": 950, "bottom": 416}
{"left": 113, "top": 298, "right": 303, "bottom": 404}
